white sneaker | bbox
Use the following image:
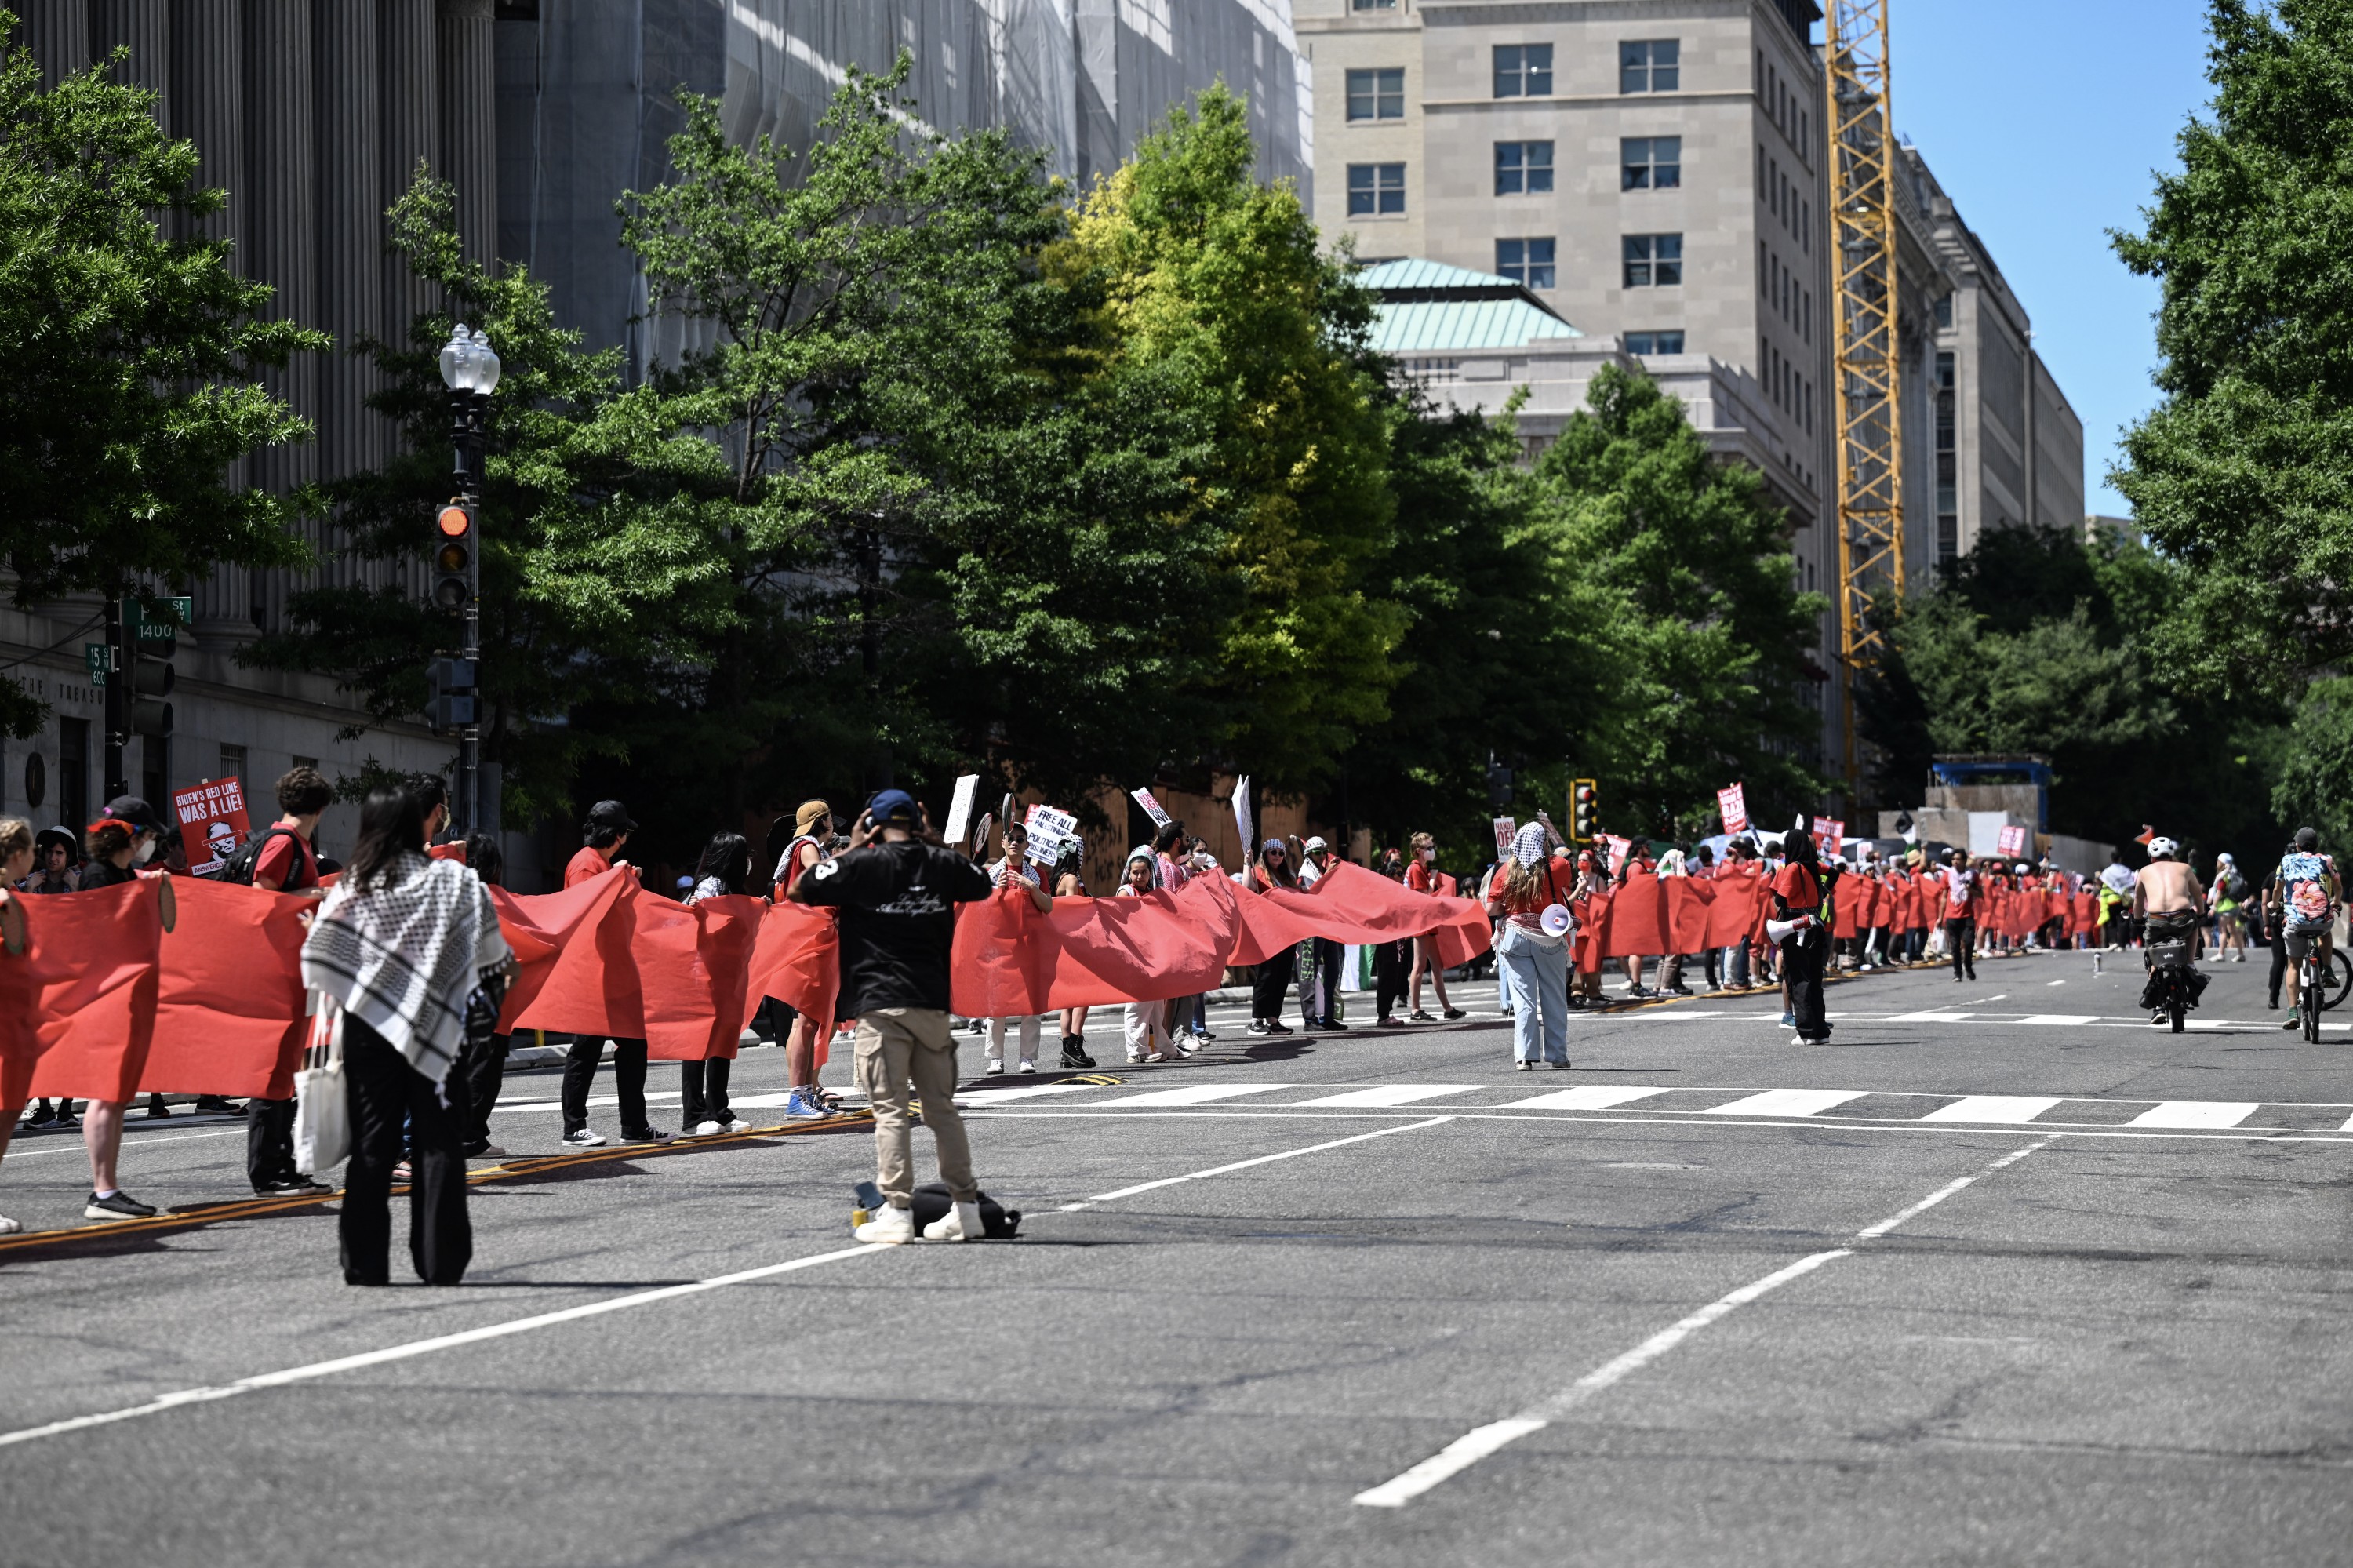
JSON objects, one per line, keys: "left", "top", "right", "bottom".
{"left": 855, "top": 1204, "right": 915, "bottom": 1244}
{"left": 693, "top": 1119, "right": 728, "bottom": 1136}
{"left": 922, "top": 1200, "right": 984, "bottom": 1242}
{"left": 0, "top": 1213, "right": 18, "bottom": 1235}
{"left": 1126, "top": 1050, "right": 1147, "bottom": 1064}
{"left": 722, "top": 1117, "right": 752, "bottom": 1132}
{"left": 984, "top": 1060, "right": 1005, "bottom": 1076}
{"left": 1016, "top": 1059, "right": 1035, "bottom": 1075}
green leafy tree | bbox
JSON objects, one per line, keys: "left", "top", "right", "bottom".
{"left": 1050, "top": 85, "right": 1406, "bottom": 788}
{"left": 1532, "top": 366, "right": 1827, "bottom": 839}
{"left": 2111, "top": 0, "right": 2353, "bottom": 699}
{"left": 2274, "top": 678, "right": 2353, "bottom": 849}
{"left": 0, "top": 16, "right": 323, "bottom": 733}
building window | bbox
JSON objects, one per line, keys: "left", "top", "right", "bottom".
{"left": 1346, "top": 67, "right": 1404, "bottom": 121}
{"left": 1622, "top": 233, "right": 1682, "bottom": 286}
{"left": 1494, "top": 140, "right": 1554, "bottom": 195}
{"left": 1493, "top": 43, "right": 1553, "bottom": 97}
{"left": 1620, "top": 39, "right": 1680, "bottom": 93}
{"left": 1626, "top": 330, "right": 1686, "bottom": 355}
{"left": 1936, "top": 350, "right": 1958, "bottom": 562}
{"left": 1347, "top": 162, "right": 1406, "bottom": 216}
{"left": 219, "top": 743, "right": 247, "bottom": 798}
{"left": 1496, "top": 238, "right": 1556, "bottom": 289}
{"left": 1351, "top": 0, "right": 1398, "bottom": 9}
{"left": 1933, "top": 293, "right": 1954, "bottom": 329}
{"left": 1621, "top": 136, "right": 1681, "bottom": 190}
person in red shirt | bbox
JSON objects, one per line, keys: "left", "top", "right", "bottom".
{"left": 1486, "top": 821, "right": 1574, "bottom": 1068}
{"left": 1773, "top": 829, "right": 1832, "bottom": 1042}
{"left": 235, "top": 767, "right": 338, "bottom": 1193}
{"left": 558, "top": 800, "right": 669, "bottom": 1148}
{"left": 1403, "top": 831, "right": 1463, "bottom": 1021}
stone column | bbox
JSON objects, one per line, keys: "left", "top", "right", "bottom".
{"left": 89, "top": 0, "right": 166, "bottom": 92}
{"left": 315, "top": 0, "right": 385, "bottom": 497}
{"left": 380, "top": 0, "right": 438, "bottom": 326}
{"left": 242, "top": 0, "right": 318, "bottom": 634}
{"left": 436, "top": 0, "right": 494, "bottom": 265}
{"left": 16, "top": 0, "right": 90, "bottom": 87}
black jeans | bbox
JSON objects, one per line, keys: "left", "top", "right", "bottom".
{"left": 340, "top": 1017, "right": 471, "bottom": 1286}
{"left": 1373, "top": 939, "right": 1408, "bottom": 1020}
{"left": 2269, "top": 938, "right": 2288, "bottom": 1009}
{"left": 246, "top": 1094, "right": 298, "bottom": 1190}
{"left": 1780, "top": 933, "right": 1829, "bottom": 1039}
{"left": 1300, "top": 938, "right": 1344, "bottom": 1025}
{"left": 1945, "top": 918, "right": 1977, "bottom": 978}
{"left": 1252, "top": 949, "right": 1295, "bottom": 1022}
{"left": 560, "top": 1035, "right": 649, "bottom": 1136}
{"left": 680, "top": 1057, "right": 734, "bottom": 1127}
{"left": 453, "top": 1032, "right": 510, "bottom": 1151}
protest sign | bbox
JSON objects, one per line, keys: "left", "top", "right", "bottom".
{"left": 1716, "top": 783, "right": 1749, "bottom": 835}
{"left": 1129, "top": 788, "right": 1172, "bottom": 829}
{"left": 1492, "top": 817, "right": 1515, "bottom": 855}
{"left": 173, "top": 779, "right": 252, "bottom": 875}
{"left": 943, "top": 775, "right": 980, "bottom": 845}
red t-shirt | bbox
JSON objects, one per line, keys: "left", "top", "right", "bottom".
{"left": 251, "top": 827, "right": 318, "bottom": 892}
{"left": 1486, "top": 859, "right": 1573, "bottom": 915}
{"left": 1771, "top": 862, "right": 1820, "bottom": 914}
{"left": 1406, "top": 859, "right": 1436, "bottom": 893}
{"left": 565, "top": 845, "right": 613, "bottom": 889}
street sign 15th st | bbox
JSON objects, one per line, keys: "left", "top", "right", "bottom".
{"left": 85, "top": 642, "right": 115, "bottom": 687}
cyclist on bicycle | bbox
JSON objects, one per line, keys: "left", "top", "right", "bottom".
{"left": 2133, "top": 838, "right": 2206, "bottom": 1026}
{"left": 2275, "top": 827, "right": 2338, "bottom": 1031}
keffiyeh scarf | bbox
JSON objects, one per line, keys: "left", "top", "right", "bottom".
{"left": 300, "top": 853, "right": 511, "bottom": 1086}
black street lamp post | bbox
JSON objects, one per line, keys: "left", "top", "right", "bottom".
{"left": 436, "top": 323, "right": 500, "bottom": 835}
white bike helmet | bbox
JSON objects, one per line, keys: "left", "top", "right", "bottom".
{"left": 2147, "top": 836, "right": 2179, "bottom": 859}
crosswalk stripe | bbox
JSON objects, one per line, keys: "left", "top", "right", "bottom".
{"left": 1702, "top": 1089, "right": 1869, "bottom": 1118}
{"left": 1497, "top": 1086, "right": 1671, "bottom": 1111}
{"left": 956, "top": 1083, "right": 1102, "bottom": 1106}
{"left": 1288, "top": 1084, "right": 1486, "bottom": 1108}
{"left": 1920, "top": 1095, "right": 2063, "bottom": 1123}
{"left": 1885, "top": 1010, "right": 1973, "bottom": 1022}
{"left": 1100, "top": 1084, "right": 1296, "bottom": 1108}
{"left": 2127, "top": 1101, "right": 2259, "bottom": 1128}
{"left": 2017, "top": 1015, "right": 2099, "bottom": 1026}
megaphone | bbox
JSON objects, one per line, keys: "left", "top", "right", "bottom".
{"left": 1765, "top": 914, "right": 1812, "bottom": 943}
{"left": 1540, "top": 903, "right": 1573, "bottom": 937}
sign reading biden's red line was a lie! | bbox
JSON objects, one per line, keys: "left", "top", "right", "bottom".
{"left": 173, "top": 779, "right": 253, "bottom": 876}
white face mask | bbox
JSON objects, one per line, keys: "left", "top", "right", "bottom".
{"left": 1420, "top": 848, "right": 1435, "bottom": 863}
{"left": 133, "top": 838, "right": 158, "bottom": 865}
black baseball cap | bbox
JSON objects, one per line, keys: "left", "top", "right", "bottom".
{"left": 101, "top": 795, "right": 168, "bottom": 835}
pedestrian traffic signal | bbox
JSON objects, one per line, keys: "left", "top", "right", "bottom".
{"left": 432, "top": 499, "right": 475, "bottom": 611}
{"left": 425, "top": 657, "right": 477, "bottom": 734}
{"left": 1486, "top": 760, "right": 1515, "bottom": 811}
{"left": 1571, "top": 779, "right": 1598, "bottom": 842}
{"left": 125, "top": 598, "right": 184, "bottom": 739}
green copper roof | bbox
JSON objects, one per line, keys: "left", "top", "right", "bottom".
{"left": 1358, "top": 256, "right": 1580, "bottom": 355}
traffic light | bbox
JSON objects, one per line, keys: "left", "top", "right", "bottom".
{"left": 1571, "top": 778, "right": 1598, "bottom": 842}
{"left": 125, "top": 597, "right": 184, "bottom": 740}
{"left": 425, "top": 657, "right": 477, "bottom": 734}
{"left": 1485, "top": 759, "right": 1515, "bottom": 811}
{"left": 432, "top": 498, "right": 476, "bottom": 611}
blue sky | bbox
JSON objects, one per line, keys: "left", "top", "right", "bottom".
{"left": 1888, "top": 0, "right": 2217, "bottom": 518}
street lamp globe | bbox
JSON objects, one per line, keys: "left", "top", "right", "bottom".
{"left": 438, "top": 322, "right": 474, "bottom": 391}
{"left": 470, "top": 327, "right": 500, "bottom": 395}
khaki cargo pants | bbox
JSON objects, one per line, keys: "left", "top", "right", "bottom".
{"left": 853, "top": 1007, "right": 977, "bottom": 1209}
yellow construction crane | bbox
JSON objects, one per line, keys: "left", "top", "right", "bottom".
{"left": 1822, "top": 0, "right": 1902, "bottom": 802}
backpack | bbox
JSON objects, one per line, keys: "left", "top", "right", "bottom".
{"left": 2281, "top": 852, "right": 2332, "bottom": 927}
{"left": 205, "top": 826, "right": 305, "bottom": 886}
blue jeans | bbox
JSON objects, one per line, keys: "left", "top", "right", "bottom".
{"left": 1497, "top": 926, "right": 1570, "bottom": 1064}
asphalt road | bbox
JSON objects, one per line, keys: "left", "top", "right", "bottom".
{"left": 2, "top": 948, "right": 2349, "bottom": 1567}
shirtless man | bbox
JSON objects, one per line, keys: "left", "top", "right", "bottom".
{"left": 2133, "top": 837, "right": 2206, "bottom": 1026}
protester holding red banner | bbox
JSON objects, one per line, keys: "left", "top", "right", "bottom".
{"left": 1247, "top": 839, "right": 1302, "bottom": 1037}
{"left": 769, "top": 798, "right": 839, "bottom": 1122}
{"left": 71, "top": 804, "right": 179, "bottom": 1218}
{"left": 983, "top": 821, "right": 1056, "bottom": 1075}
{"left": 1052, "top": 843, "right": 1098, "bottom": 1067}
{"left": 1940, "top": 849, "right": 1980, "bottom": 981}
{"left": 240, "top": 767, "right": 336, "bottom": 1195}
{"left": 0, "top": 821, "right": 38, "bottom": 1235}
{"left": 1402, "top": 831, "right": 1463, "bottom": 1020}
{"left": 1370, "top": 846, "right": 1411, "bottom": 1024}
{"left": 558, "top": 802, "right": 670, "bottom": 1149}
{"left": 1773, "top": 831, "right": 1832, "bottom": 1044}
{"left": 678, "top": 833, "right": 757, "bottom": 1133}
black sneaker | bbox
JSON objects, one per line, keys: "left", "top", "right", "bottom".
{"left": 1442, "top": 1007, "right": 1466, "bottom": 1020}
{"left": 23, "top": 1102, "right": 54, "bottom": 1129}
{"left": 195, "top": 1096, "right": 245, "bottom": 1117}
{"left": 1409, "top": 1009, "right": 1435, "bottom": 1022}
{"left": 621, "top": 1126, "right": 674, "bottom": 1144}
{"left": 258, "top": 1177, "right": 333, "bottom": 1197}
{"left": 1247, "top": 1020, "right": 1271, "bottom": 1037}
{"left": 144, "top": 1095, "right": 173, "bottom": 1119}
{"left": 85, "top": 1191, "right": 156, "bottom": 1220}
{"left": 1266, "top": 1020, "right": 1293, "bottom": 1035}
{"left": 1322, "top": 1017, "right": 1351, "bottom": 1031}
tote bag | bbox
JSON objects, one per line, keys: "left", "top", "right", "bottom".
{"left": 290, "top": 1005, "right": 351, "bottom": 1174}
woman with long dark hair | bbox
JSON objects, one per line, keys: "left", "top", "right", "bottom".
{"left": 1773, "top": 828, "right": 1832, "bottom": 1044}
{"left": 1486, "top": 822, "right": 1576, "bottom": 1068}
{"left": 302, "top": 786, "right": 511, "bottom": 1286}
{"left": 1246, "top": 839, "right": 1299, "bottom": 1038}
{"left": 1053, "top": 841, "right": 1096, "bottom": 1068}
{"left": 682, "top": 831, "right": 753, "bottom": 1135}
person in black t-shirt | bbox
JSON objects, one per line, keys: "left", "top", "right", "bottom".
{"left": 792, "top": 788, "right": 999, "bottom": 1243}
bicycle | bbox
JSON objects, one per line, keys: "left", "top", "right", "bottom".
{"left": 2301, "top": 944, "right": 2326, "bottom": 1042}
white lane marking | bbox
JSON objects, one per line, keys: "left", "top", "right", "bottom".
{"left": 1, "top": 1129, "right": 247, "bottom": 1160}
{"left": 1982, "top": 995, "right": 2009, "bottom": 1002}
{"left": 1287, "top": 1085, "right": 1484, "bottom": 1108}
{"left": 0, "top": 1243, "right": 889, "bottom": 1450}
{"left": 1632, "top": 1010, "right": 1733, "bottom": 1019}
{"left": 2017, "top": 1015, "right": 2099, "bottom": 1026}
{"left": 1497, "top": 1086, "right": 1668, "bottom": 1111}
{"left": 2127, "top": 1101, "right": 2259, "bottom": 1129}
{"left": 953, "top": 1083, "right": 1101, "bottom": 1106}
{"left": 1353, "top": 1140, "right": 2052, "bottom": 1507}
{"left": 1885, "top": 1011, "right": 1973, "bottom": 1022}
{"left": 1054, "top": 1116, "right": 1452, "bottom": 1213}
{"left": 2047, "top": 979, "right": 2068, "bottom": 985}
{"left": 1701, "top": 1089, "right": 1867, "bottom": 1118}
{"left": 1098, "top": 1084, "right": 1296, "bottom": 1108}
{"left": 1920, "top": 1095, "right": 2062, "bottom": 1124}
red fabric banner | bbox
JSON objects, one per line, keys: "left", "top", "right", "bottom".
{"left": 144, "top": 879, "right": 314, "bottom": 1098}
{"left": 1573, "top": 890, "right": 1610, "bottom": 973}
{"left": 952, "top": 873, "right": 1242, "bottom": 1017}
{"left": 745, "top": 901, "right": 840, "bottom": 1028}
{"left": 17, "top": 879, "right": 167, "bottom": 1106}
{"left": 1704, "top": 868, "right": 1767, "bottom": 948}
{"left": 1229, "top": 863, "right": 1490, "bottom": 967}
{"left": 1601, "top": 877, "right": 1666, "bottom": 957}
